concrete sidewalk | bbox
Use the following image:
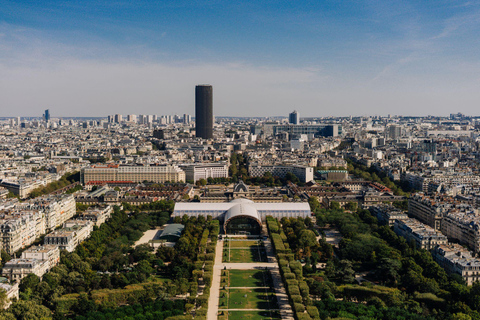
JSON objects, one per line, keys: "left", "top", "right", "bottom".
{"left": 207, "top": 240, "right": 224, "bottom": 320}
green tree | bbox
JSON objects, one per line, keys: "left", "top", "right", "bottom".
{"left": 8, "top": 300, "right": 52, "bottom": 320}
{"left": 308, "top": 196, "right": 321, "bottom": 213}
{"left": 344, "top": 202, "right": 357, "bottom": 211}
{"left": 451, "top": 313, "right": 472, "bottom": 320}
{"left": 0, "top": 250, "right": 11, "bottom": 268}
{"left": 298, "top": 229, "right": 318, "bottom": 251}
{"left": 285, "top": 172, "right": 300, "bottom": 184}
{"left": 325, "top": 260, "right": 336, "bottom": 279}
{"left": 131, "top": 244, "right": 155, "bottom": 263}
{"left": 376, "top": 258, "right": 402, "bottom": 285}
{"left": 0, "top": 288, "right": 7, "bottom": 310}
{"left": 19, "top": 274, "right": 40, "bottom": 293}
{"left": 330, "top": 201, "right": 341, "bottom": 210}
{"left": 336, "top": 260, "right": 355, "bottom": 284}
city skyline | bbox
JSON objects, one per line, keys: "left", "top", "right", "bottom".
{"left": 1, "top": 1, "right": 480, "bottom": 117}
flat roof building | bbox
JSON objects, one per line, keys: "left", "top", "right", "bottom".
{"left": 81, "top": 164, "right": 186, "bottom": 184}
{"left": 179, "top": 163, "right": 228, "bottom": 183}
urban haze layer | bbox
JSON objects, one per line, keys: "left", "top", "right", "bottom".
{"left": 0, "top": 84, "right": 480, "bottom": 320}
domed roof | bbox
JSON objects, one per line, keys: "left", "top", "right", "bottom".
{"left": 224, "top": 202, "right": 261, "bottom": 227}
{"left": 230, "top": 198, "right": 255, "bottom": 204}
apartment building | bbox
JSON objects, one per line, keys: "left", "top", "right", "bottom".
{"left": 28, "top": 194, "right": 76, "bottom": 231}
{"left": 0, "top": 210, "right": 45, "bottom": 254}
{"left": 44, "top": 220, "right": 93, "bottom": 252}
{"left": 0, "top": 194, "right": 75, "bottom": 254}
{"left": 63, "top": 220, "right": 94, "bottom": 242}
{"left": 370, "top": 204, "right": 408, "bottom": 226}
{"left": 0, "top": 180, "right": 44, "bottom": 199}
{"left": 317, "top": 158, "right": 347, "bottom": 169}
{"left": 179, "top": 163, "right": 229, "bottom": 182}
{"left": 21, "top": 245, "right": 60, "bottom": 270}
{"left": 404, "top": 172, "right": 480, "bottom": 194}
{"left": 408, "top": 193, "right": 451, "bottom": 230}
{"left": 433, "top": 244, "right": 480, "bottom": 286}
{"left": 0, "top": 187, "right": 8, "bottom": 199}
{"left": 441, "top": 210, "right": 480, "bottom": 253}
{"left": 394, "top": 218, "right": 448, "bottom": 250}
{"left": 2, "top": 258, "right": 49, "bottom": 281}
{"left": 78, "top": 205, "right": 113, "bottom": 227}
{"left": 248, "top": 164, "right": 314, "bottom": 183}
{"left": 81, "top": 164, "right": 186, "bottom": 184}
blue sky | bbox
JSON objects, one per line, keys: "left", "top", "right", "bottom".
{"left": 1, "top": 0, "right": 480, "bottom": 117}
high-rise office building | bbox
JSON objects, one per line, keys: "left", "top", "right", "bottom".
{"left": 114, "top": 114, "right": 123, "bottom": 123}
{"left": 127, "top": 114, "right": 137, "bottom": 123}
{"left": 388, "top": 125, "right": 402, "bottom": 140}
{"left": 146, "top": 115, "right": 154, "bottom": 125}
{"left": 43, "top": 109, "right": 50, "bottom": 122}
{"left": 195, "top": 85, "right": 213, "bottom": 139}
{"left": 289, "top": 110, "right": 299, "bottom": 125}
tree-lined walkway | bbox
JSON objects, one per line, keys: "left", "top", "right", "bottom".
{"left": 264, "top": 239, "right": 294, "bottom": 320}
{"left": 207, "top": 240, "right": 224, "bottom": 320}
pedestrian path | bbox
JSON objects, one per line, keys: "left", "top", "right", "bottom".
{"left": 207, "top": 240, "right": 224, "bottom": 320}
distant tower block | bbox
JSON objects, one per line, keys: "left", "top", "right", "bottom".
{"left": 195, "top": 85, "right": 213, "bottom": 139}
{"left": 289, "top": 110, "right": 299, "bottom": 125}
{"left": 44, "top": 109, "right": 50, "bottom": 122}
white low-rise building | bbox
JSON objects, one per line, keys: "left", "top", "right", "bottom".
{"left": 44, "top": 220, "right": 93, "bottom": 252}
{"left": 2, "top": 258, "right": 49, "bottom": 281}
{"left": 78, "top": 205, "right": 113, "bottom": 227}
{"left": 21, "top": 245, "right": 60, "bottom": 270}
{"left": 179, "top": 163, "right": 229, "bottom": 182}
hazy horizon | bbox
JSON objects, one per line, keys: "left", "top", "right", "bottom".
{"left": 2, "top": 1, "right": 480, "bottom": 117}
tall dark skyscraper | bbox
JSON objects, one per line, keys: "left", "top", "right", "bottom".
{"left": 195, "top": 85, "right": 213, "bottom": 139}
{"left": 43, "top": 109, "right": 50, "bottom": 122}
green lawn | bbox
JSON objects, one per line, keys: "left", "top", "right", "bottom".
{"left": 228, "top": 240, "right": 262, "bottom": 248}
{"left": 218, "top": 310, "right": 281, "bottom": 320}
{"left": 227, "top": 289, "right": 277, "bottom": 309}
{"left": 223, "top": 248, "right": 268, "bottom": 263}
{"left": 229, "top": 270, "right": 272, "bottom": 288}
